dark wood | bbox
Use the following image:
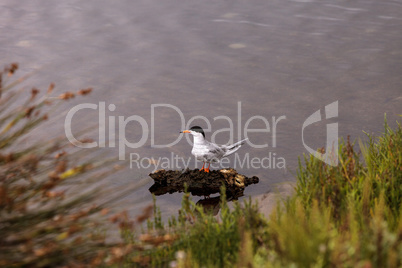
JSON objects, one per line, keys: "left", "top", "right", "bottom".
{"left": 148, "top": 168, "right": 259, "bottom": 198}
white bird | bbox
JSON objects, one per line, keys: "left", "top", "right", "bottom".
{"left": 180, "top": 126, "right": 248, "bottom": 172}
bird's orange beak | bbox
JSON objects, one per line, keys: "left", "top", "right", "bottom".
{"left": 181, "top": 130, "right": 191, "bottom": 133}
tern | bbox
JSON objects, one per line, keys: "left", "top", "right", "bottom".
{"left": 180, "top": 126, "right": 248, "bottom": 172}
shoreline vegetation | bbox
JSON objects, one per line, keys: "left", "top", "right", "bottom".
{"left": 0, "top": 64, "right": 401, "bottom": 267}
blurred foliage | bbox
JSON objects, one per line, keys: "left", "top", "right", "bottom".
{"left": 0, "top": 63, "right": 138, "bottom": 267}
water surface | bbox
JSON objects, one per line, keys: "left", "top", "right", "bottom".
{"left": 1, "top": 0, "right": 401, "bottom": 218}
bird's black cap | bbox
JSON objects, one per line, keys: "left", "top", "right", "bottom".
{"left": 189, "top": 126, "right": 205, "bottom": 138}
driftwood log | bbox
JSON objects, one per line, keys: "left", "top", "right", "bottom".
{"left": 148, "top": 168, "right": 259, "bottom": 198}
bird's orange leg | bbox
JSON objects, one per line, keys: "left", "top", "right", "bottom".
{"left": 205, "top": 163, "right": 210, "bottom": 173}
{"left": 200, "top": 162, "right": 205, "bottom": 172}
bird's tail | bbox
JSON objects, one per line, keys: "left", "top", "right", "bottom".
{"left": 223, "top": 138, "right": 248, "bottom": 157}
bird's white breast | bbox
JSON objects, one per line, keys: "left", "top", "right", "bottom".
{"left": 191, "top": 135, "right": 211, "bottom": 161}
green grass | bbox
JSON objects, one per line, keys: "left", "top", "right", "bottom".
{"left": 121, "top": 118, "right": 402, "bottom": 267}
